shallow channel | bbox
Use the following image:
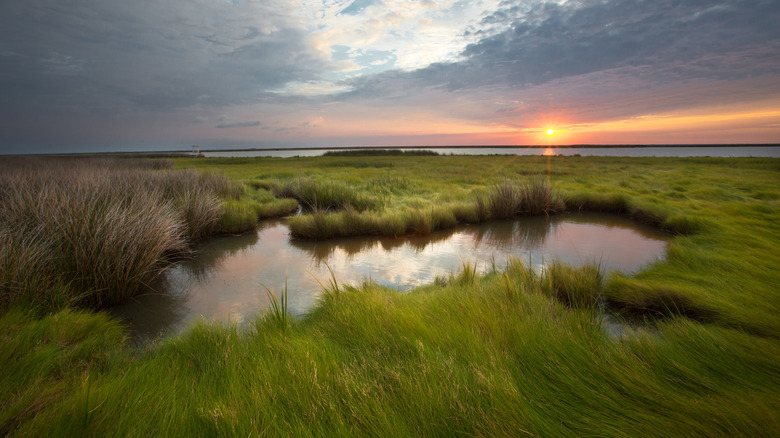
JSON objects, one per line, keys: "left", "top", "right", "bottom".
{"left": 112, "top": 212, "right": 669, "bottom": 343}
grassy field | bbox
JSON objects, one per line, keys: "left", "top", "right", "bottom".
{"left": 1, "top": 153, "right": 778, "bottom": 436}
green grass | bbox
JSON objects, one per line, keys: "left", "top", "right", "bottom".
{"left": 544, "top": 260, "right": 604, "bottom": 308}
{"left": 267, "top": 176, "right": 378, "bottom": 212}
{"left": 2, "top": 264, "right": 777, "bottom": 436}
{"left": 174, "top": 154, "right": 779, "bottom": 334}
{"left": 485, "top": 177, "right": 565, "bottom": 219}
{"left": 1, "top": 154, "right": 779, "bottom": 436}
{"left": 259, "top": 280, "right": 290, "bottom": 330}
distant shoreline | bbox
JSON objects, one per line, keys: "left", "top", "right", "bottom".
{"left": 3, "top": 143, "right": 779, "bottom": 157}
{"left": 198, "top": 143, "right": 780, "bottom": 153}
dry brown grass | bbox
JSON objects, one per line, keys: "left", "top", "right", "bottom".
{"left": 0, "top": 157, "right": 240, "bottom": 310}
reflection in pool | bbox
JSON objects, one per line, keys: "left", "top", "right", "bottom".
{"left": 112, "top": 213, "right": 668, "bottom": 343}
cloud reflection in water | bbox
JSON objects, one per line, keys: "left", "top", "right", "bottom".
{"left": 112, "top": 213, "right": 668, "bottom": 343}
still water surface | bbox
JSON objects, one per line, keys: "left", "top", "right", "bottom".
{"left": 113, "top": 213, "right": 668, "bottom": 343}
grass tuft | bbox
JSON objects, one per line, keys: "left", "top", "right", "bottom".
{"left": 543, "top": 260, "right": 603, "bottom": 308}
{"left": 487, "top": 177, "right": 565, "bottom": 219}
{"left": 259, "top": 279, "right": 289, "bottom": 330}
{"left": 270, "top": 176, "right": 377, "bottom": 212}
{"left": 215, "top": 199, "right": 258, "bottom": 234}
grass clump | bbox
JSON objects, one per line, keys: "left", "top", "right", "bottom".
{"left": 0, "top": 157, "right": 245, "bottom": 310}
{"left": 174, "top": 187, "right": 222, "bottom": 240}
{"left": 543, "top": 260, "right": 603, "bottom": 308}
{"left": 215, "top": 199, "right": 258, "bottom": 234}
{"left": 287, "top": 204, "right": 473, "bottom": 239}
{"left": 484, "top": 177, "right": 565, "bottom": 219}
{"left": 255, "top": 198, "right": 299, "bottom": 219}
{"left": 269, "top": 176, "right": 377, "bottom": 212}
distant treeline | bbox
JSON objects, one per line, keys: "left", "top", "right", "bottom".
{"left": 323, "top": 149, "right": 440, "bottom": 157}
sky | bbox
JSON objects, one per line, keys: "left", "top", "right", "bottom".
{"left": 1, "top": 0, "right": 779, "bottom": 154}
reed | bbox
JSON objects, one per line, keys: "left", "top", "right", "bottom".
{"left": 175, "top": 187, "right": 221, "bottom": 240}
{"left": 0, "top": 157, "right": 243, "bottom": 310}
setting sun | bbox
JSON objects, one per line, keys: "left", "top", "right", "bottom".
{"left": 546, "top": 128, "right": 556, "bottom": 136}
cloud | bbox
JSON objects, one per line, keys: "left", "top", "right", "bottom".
{"left": 215, "top": 120, "right": 262, "bottom": 129}
{"left": 0, "top": 0, "right": 330, "bottom": 116}
{"left": 341, "top": 0, "right": 377, "bottom": 16}
{"left": 1, "top": 0, "right": 779, "bottom": 152}
{"left": 343, "top": 0, "right": 780, "bottom": 117}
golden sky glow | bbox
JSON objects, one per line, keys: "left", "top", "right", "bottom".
{"left": 562, "top": 103, "right": 780, "bottom": 144}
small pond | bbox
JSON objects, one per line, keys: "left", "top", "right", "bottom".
{"left": 112, "top": 212, "right": 669, "bottom": 343}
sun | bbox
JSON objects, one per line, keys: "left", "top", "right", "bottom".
{"left": 546, "top": 128, "right": 556, "bottom": 136}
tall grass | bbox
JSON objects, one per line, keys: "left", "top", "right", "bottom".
{"left": 4, "top": 261, "right": 778, "bottom": 436}
{"left": 174, "top": 187, "right": 221, "bottom": 240}
{"left": 484, "top": 177, "right": 565, "bottom": 219}
{"left": 268, "top": 176, "right": 377, "bottom": 212}
{"left": 0, "top": 157, "right": 242, "bottom": 310}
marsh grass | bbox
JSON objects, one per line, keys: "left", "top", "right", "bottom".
{"left": 175, "top": 188, "right": 221, "bottom": 240}
{"left": 4, "top": 260, "right": 778, "bottom": 436}
{"left": 287, "top": 177, "right": 562, "bottom": 240}
{"left": 215, "top": 199, "right": 257, "bottom": 234}
{"left": 486, "top": 177, "right": 565, "bottom": 219}
{"left": 456, "top": 260, "right": 478, "bottom": 286}
{"left": 2, "top": 154, "right": 779, "bottom": 436}
{"left": 269, "top": 176, "right": 377, "bottom": 212}
{"left": 605, "top": 274, "right": 719, "bottom": 322}
{"left": 543, "top": 260, "right": 604, "bottom": 308}
{"left": 259, "top": 279, "right": 289, "bottom": 329}
{"left": 0, "top": 157, "right": 243, "bottom": 310}
{"left": 310, "top": 262, "right": 342, "bottom": 305}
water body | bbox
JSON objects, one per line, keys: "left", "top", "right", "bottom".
{"left": 202, "top": 145, "right": 780, "bottom": 158}
{"left": 112, "top": 213, "right": 669, "bottom": 343}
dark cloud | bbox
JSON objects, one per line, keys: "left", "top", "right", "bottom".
{"left": 215, "top": 121, "right": 262, "bottom": 129}
{"left": 0, "top": 0, "right": 327, "bottom": 116}
{"left": 347, "top": 0, "right": 780, "bottom": 96}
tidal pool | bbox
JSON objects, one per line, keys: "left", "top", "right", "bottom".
{"left": 112, "top": 213, "right": 668, "bottom": 343}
